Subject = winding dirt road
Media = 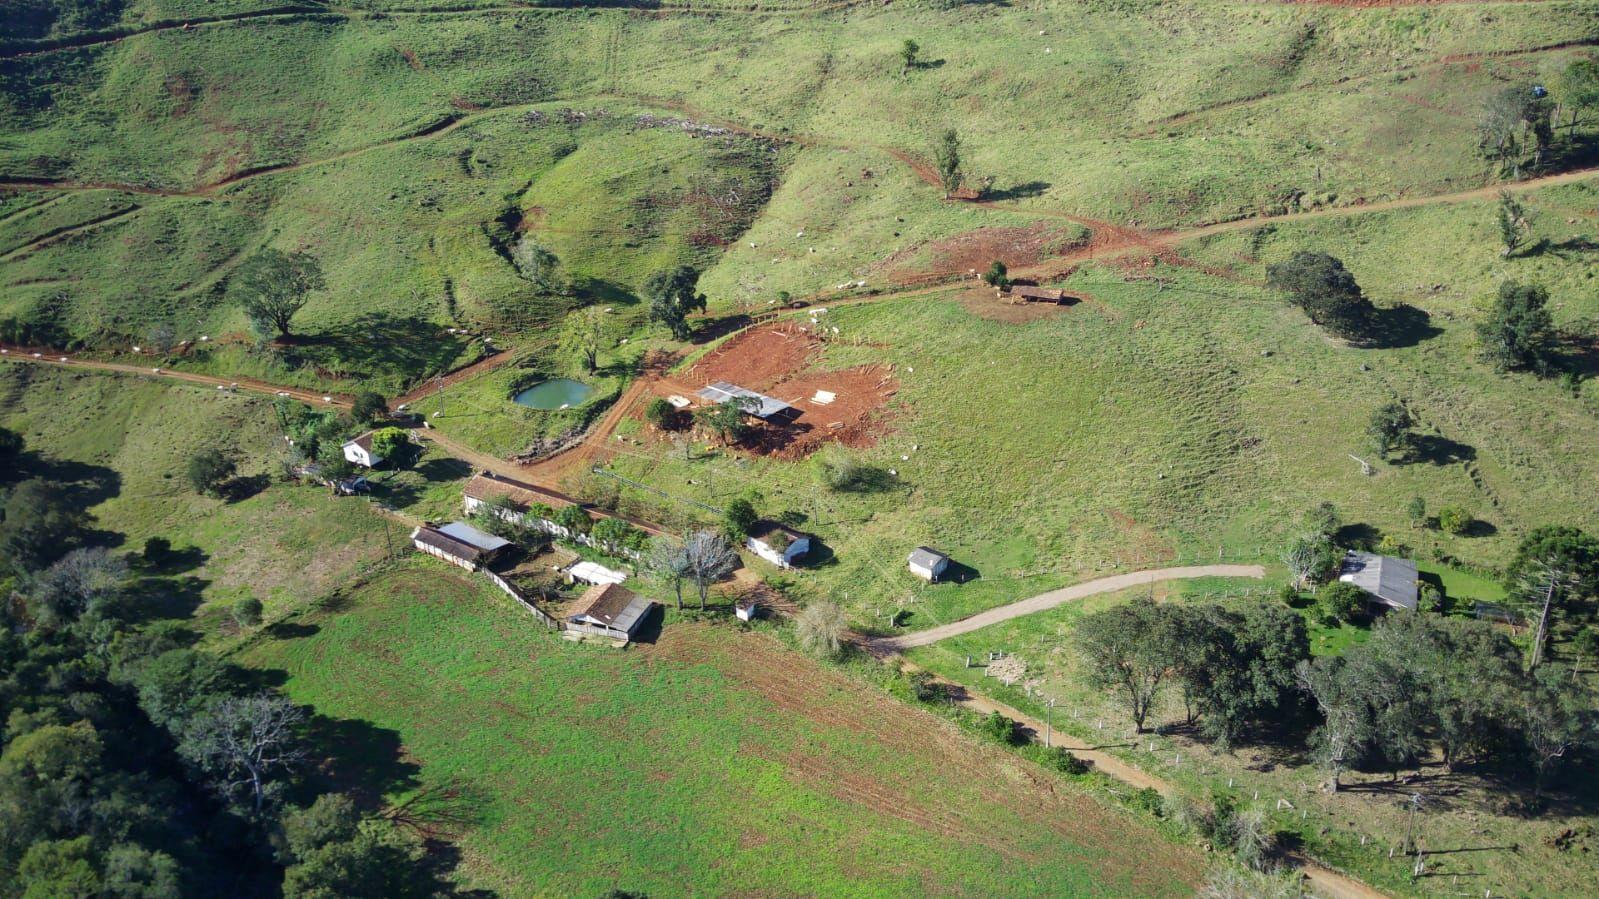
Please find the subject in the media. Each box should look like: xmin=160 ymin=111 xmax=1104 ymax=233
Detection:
xmin=871 ymin=564 xmax=1266 ymax=652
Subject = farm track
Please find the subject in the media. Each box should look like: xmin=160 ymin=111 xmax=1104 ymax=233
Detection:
xmin=869 ymin=565 xmax=1267 ymax=652
xmin=0 ymin=203 xmax=143 ymax=261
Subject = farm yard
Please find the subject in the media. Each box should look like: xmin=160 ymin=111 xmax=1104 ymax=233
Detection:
xmin=5 ymin=0 xmax=1599 ymax=895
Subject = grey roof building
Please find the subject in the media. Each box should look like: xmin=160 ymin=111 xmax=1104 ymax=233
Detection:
xmin=696 ymin=381 xmax=796 ymax=421
xmin=1338 ymin=551 xmax=1418 ymax=611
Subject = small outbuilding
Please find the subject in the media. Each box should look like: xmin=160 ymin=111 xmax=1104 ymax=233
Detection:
xmin=342 ymin=431 xmax=384 ymax=468
xmin=567 ymin=560 xmax=628 ymax=586
xmin=746 ymin=520 xmax=811 ymax=569
xmin=1337 ymin=550 xmax=1419 ymax=611
xmin=565 ymin=583 xmax=655 ymax=643
xmin=908 ymin=546 xmax=951 ymax=583
xmin=410 ymin=521 xmax=511 ymax=571
xmin=696 ymin=381 xmax=797 ymax=422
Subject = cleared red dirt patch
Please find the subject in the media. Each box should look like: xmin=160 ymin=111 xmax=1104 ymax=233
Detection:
xmin=683 ymin=325 xmax=897 ymax=457
xmin=876 ymin=222 xmax=1087 ymax=286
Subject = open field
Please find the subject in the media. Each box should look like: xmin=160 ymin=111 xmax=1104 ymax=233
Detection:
xmin=239 ymin=561 xmax=1206 ymax=896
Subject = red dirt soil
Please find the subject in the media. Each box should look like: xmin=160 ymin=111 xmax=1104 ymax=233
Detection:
xmin=875 ymin=222 xmax=1087 ymax=286
xmin=682 ymin=325 xmax=897 ymax=458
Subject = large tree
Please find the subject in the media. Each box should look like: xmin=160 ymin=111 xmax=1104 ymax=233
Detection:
xmin=1477 ymin=280 xmax=1557 ymax=374
xmin=179 ymin=692 xmax=307 ymax=814
xmin=682 ymin=530 xmax=738 ymax=610
xmin=1265 ymin=252 xmax=1376 ymax=341
xmin=1367 ymin=401 xmax=1413 ymax=458
xmin=1479 ymin=84 xmax=1553 ymax=177
xmin=1074 ymin=598 xmax=1182 ymax=733
xmin=1294 ymin=656 xmax=1370 ymax=793
xmin=231 ymin=249 xmax=325 ymax=340
xmin=1 ymin=478 xmax=89 ymax=575
xmin=560 ymin=305 xmax=611 ymax=373
xmin=1506 ymin=525 xmax=1599 ymax=669
xmin=645 ymin=536 xmax=691 ymax=610
xmin=643 ymin=266 xmax=707 ymax=341
xmin=1554 ymin=57 xmax=1599 ymax=134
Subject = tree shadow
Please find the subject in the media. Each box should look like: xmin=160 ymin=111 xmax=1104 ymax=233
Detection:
xmin=1462 ymin=518 xmax=1498 ymax=538
xmin=220 ymin=474 xmax=271 ymax=503
xmin=692 ymin=314 xmax=753 ymax=344
xmin=981 ymin=180 xmax=1051 ymax=202
xmin=267 ymin=620 xmax=322 ymax=640
xmin=908 ymin=58 xmax=947 ymax=71
xmin=124 ymin=574 xmax=210 ymax=622
xmin=1334 ymin=523 xmax=1380 ymax=551
xmin=1403 ymin=434 xmax=1477 ymax=466
xmin=301 ymin=713 xmax=424 ymax=802
xmin=571 ymin=277 xmax=640 ymax=307
xmin=1365 ymin=304 xmax=1442 ymax=349
xmin=18 ymin=452 xmax=122 ymax=507
xmin=138 ymin=544 xmax=209 ymax=576
xmin=374 ymin=480 xmax=421 ymax=510
xmin=283 ymin=314 xmax=473 ymax=385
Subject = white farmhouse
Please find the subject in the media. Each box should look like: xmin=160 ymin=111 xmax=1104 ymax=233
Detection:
xmin=746 ymin=520 xmax=811 ymax=569
xmin=341 ymin=431 xmax=384 ymax=468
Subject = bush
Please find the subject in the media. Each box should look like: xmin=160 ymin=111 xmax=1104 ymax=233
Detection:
xmin=795 ymin=601 xmax=847 ymax=658
xmin=1130 ymin=787 xmax=1163 ymax=816
xmin=724 ymin=498 xmax=758 ymax=538
xmin=1039 ymin=747 xmax=1089 ymax=776
xmin=143 ymin=536 xmax=171 ymax=564
xmin=554 ymin=504 xmax=593 ymax=537
xmin=186 ymin=449 xmax=236 ymax=497
xmin=231 ymin=597 xmax=263 ymax=630
xmin=643 ymin=397 xmax=675 ymax=430
xmin=977 ymin=711 xmax=1023 ymax=746
xmin=350 ymin=391 xmax=387 ymax=424
xmin=1418 ymin=582 xmax=1445 ymax=614
xmin=1438 ymin=505 xmax=1474 ymax=536
xmin=1316 ymin=581 xmax=1367 ymax=624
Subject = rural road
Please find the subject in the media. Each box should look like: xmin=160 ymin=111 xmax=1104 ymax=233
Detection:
xmin=871 ymin=564 xmax=1267 ymax=652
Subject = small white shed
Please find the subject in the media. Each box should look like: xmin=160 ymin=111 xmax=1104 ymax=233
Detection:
xmin=908 ymin=546 xmax=950 ymax=582
xmin=746 ymin=521 xmax=811 ymax=569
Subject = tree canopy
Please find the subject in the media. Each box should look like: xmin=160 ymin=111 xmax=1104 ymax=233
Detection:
xmin=1264 ymin=252 xmax=1377 ymax=341
xmin=230 ymin=249 xmax=325 ymax=340
xmin=643 ymin=266 xmax=707 ymax=341
xmin=1477 ymin=280 xmax=1557 ymax=374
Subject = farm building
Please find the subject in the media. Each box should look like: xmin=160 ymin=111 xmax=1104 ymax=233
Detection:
xmin=1337 ymin=551 xmax=1419 ymax=611
xmin=341 ymin=431 xmax=384 ymax=468
xmin=567 ymin=560 xmax=628 ymax=586
xmin=696 ymin=381 xmax=798 ymax=422
xmin=464 ymin=471 xmax=586 ymax=536
xmin=746 ymin=520 xmax=811 ymax=569
xmin=908 ymin=547 xmax=951 ymax=582
xmin=1006 ymin=285 xmax=1072 ymax=304
xmin=410 ymin=521 xmax=512 ymax=571
xmin=565 ymin=583 xmax=655 ymax=643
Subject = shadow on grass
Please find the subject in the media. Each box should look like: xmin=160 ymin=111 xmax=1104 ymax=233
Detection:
xmin=981 ymin=180 xmax=1051 ymax=202
xmin=1365 ymin=304 xmax=1442 ymax=349
xmin=1403 ymin=434 xmax=1476 ymax=466
xmin=280 ymin=314 xmax=473 ymax=384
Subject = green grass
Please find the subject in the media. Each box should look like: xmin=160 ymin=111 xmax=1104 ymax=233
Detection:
xmin=238 ymin=560 xmax=1205 ymax=897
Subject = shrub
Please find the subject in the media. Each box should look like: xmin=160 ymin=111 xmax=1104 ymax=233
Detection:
xmin=554 ymin=504 xmax=592 ymax=537
xmin=977 ymin=711 xmax=1023 ymax=746
xmin=351 ymin=391 xmax=387 ymax=424
xmin=186 ymin=449 xmax=236 ymax=497
xmin=795 ymin=601 xmax=847 ymax=658
xmin=143 ymin=536 xmax=172 ymax=564
xmin=1418 ymin=582 xmax=1445 ymax=613
xmin=723 ymin=498 xmax=757 ymax=538
xmin=1316 ymin=581 xmax=1367 ymax=624
xmin=231 ymin=597 xmax=263 ymax=630
xmin=1041 ymin=747 xmax=1089 ymax=776
xmin=1437 ymin=505 xmax=1474 ymax=536
xmin=1130 ymin=787 xmax=1163 ymax=816
xmin=643 ymin=397 xmax=674 ymax=430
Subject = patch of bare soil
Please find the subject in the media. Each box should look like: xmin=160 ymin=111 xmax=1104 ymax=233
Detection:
xmin=958 ymin=283 xmax=1093 ymax=324
xmin=687 ymin=324 xmax=817 ymax=392
xmin=755 ymin=364 xmax=897 ymax=459
xmin=876 ymin=222 xmax=1087 ymax=286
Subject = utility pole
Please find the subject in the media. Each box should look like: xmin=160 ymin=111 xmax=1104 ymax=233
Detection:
xmin=434 ymin=375 xmax=446 ymax=419
xmin=1046 ymin=698 xmax=1056 ymax=748
xmin=1403 ymin=793 xmax=1422 ymax=857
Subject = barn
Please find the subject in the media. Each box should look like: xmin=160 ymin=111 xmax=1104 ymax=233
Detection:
xmin=410 ymin=521 xmax=511 ymax=571
xmin=565 ymin=583 xmax=656 ymax=643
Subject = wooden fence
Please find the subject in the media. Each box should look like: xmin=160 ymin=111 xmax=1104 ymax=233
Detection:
xmin=480 ymin=569 xmax=559 ymax=630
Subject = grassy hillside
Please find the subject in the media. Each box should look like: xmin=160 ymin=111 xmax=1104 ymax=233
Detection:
xmin=239 ymin=561 xmax=1205 ymax=897
xmin=4 ymin=0 xmax=1597 ymax=375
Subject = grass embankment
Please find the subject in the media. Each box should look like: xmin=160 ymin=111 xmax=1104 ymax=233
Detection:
xmin=239 ymin=560 xmax=1205 ymax=897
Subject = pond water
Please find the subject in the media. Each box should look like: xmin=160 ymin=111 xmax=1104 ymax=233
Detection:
xmin=512 ymin=378 xmax=594 ymax=410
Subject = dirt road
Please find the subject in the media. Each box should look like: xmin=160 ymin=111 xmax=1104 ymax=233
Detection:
xmin=0 ymin=347 xmax=351 ymax=406
xmin=870 ymin=564 xmax=1267 ymax=652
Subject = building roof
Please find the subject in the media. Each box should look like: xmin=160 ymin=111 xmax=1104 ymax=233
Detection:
xmin=1338 ymin=551 xmax=1418 ymax=610
xmin=343 ymin=431 xmax=380 ymax=455
xmin=463 ymin=471 xmax=577 ymax=513
xmin=748 ymin=519 xmax=806 ymax=549
xmin=696 ymin=381 xmax=795 ymax=420
xmin=567 ymin=583 xmax=653 ymax=634
xmin=410 ymin=525 xmax=485 ymax=563
xmin=569 ymin=560 xmax=628 ymax=585
xmin=436 ymin=521 xmax=512 ymax=553
xmin=908 ymin=546 xmax=949 ymax=569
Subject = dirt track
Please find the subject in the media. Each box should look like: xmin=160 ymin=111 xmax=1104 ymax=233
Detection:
xmin=871 ymin=564 xmax=1267 ymax=652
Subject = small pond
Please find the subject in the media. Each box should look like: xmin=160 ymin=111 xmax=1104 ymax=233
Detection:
xmin=512 ymin=378 xmax=594 ymax=410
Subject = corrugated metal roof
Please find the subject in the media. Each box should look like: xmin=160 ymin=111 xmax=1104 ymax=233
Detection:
xmin=697 ymin=381 xmax=794 ymax=420
xmin=437 ymin=521 xmax=512 ymax=553
xmin=1338 ymin=551 xmax=1418 ymax=610
xmin=567 ymin=584 xmax=653 ymax=634
xmin=908 ymin=546 xmax=948 ymax=569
